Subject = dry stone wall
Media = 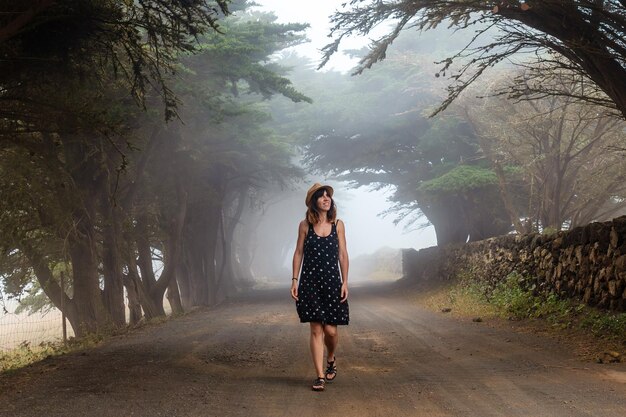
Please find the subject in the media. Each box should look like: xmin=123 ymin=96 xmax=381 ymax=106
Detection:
xmin=401 ymin=216 xmax=626 ymax=311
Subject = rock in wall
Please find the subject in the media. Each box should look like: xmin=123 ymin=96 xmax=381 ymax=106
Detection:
xmin=400 ymin=216 xmax=626 ymax=311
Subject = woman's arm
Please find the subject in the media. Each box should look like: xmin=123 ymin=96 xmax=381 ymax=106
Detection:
xmin=291 ymin=220 xmax=308 ymax=301
xmin=337 ymin=220 xmax=349 ymax=302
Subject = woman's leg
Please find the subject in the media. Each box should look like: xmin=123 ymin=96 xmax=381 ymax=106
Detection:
xmin=323 ymin=324 xmax=338 ymax=362
xmin=309 ymin=322 xmax=325 ymax=378
xmin=323 ymin=324 xmax=338 ymax=380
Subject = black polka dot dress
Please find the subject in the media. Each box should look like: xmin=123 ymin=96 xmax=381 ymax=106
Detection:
xmin=296 ymin=222 xmax=349 ymax=325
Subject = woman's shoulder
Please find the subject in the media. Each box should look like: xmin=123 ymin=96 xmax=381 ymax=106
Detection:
xmin=298 ymin=219 xmax=310 ymax=231
xmin=335 ymin=219 xmax=345 ymax=230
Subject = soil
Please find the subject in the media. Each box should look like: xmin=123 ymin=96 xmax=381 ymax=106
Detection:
xmin=1 ymin=282 xmax=625 ymax=417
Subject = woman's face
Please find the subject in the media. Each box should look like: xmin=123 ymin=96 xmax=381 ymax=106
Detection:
xmin=316 ymin=190 xmax=332 ymax=212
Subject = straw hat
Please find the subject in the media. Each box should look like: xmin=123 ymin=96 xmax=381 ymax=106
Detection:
xmin=305 ymin=183 xmax=334 ymax=206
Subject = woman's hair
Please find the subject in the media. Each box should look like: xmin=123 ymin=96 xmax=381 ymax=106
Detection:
xmin=306 ymin=187 xmax=337 ymax=224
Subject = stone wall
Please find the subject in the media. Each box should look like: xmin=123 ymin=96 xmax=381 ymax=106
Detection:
xmin=400 ymin=216 xmax=626 ymax=311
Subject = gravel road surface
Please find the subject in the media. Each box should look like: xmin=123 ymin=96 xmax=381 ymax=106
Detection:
xmin=1 ymin=282 xmax=625 ymax=416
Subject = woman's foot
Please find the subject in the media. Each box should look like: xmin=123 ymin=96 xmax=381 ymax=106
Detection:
xmin=312 ymin=377 xmax=325 ymax=391
xmin=325 ymin=357 xmax=337 ymax=381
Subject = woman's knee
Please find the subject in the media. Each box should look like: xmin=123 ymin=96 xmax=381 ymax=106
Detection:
xmin=323 ymin=324 xmax=337 ymax=338
xmin=310 ymin=322 xmax=324 ymax=337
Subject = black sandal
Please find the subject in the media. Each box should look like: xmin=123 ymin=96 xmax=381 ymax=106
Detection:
xmin=325 ymin=358 xmax=337 ymax=382
xmin=312 ymin=377 xmax=325 ymax=391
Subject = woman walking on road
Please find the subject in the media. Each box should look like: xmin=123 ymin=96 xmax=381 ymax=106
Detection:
xmin=291 ymin=183 xmax=350 ymax=392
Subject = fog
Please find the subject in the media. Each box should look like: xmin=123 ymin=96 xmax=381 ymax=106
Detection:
xmin=3 ymin=0 xmax=625 ymax=335
xmin=235 ymin=0 xmax=440 ymax=282
xmin=245 ymin=181 xmax=437 ymax=284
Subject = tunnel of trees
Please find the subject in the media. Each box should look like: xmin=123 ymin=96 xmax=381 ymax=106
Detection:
xmin=1 ymin=0 xmax=625 ymax=336
xmin=0 ymin=0 xmax=309 ymax=335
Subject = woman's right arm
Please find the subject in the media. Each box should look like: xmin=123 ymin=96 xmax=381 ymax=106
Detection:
xmin=291 ymin=220 xmax=307 ymax=301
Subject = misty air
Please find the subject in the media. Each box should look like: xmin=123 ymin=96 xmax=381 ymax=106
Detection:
xmin=0 ymin=1 xmax=625 ymax=415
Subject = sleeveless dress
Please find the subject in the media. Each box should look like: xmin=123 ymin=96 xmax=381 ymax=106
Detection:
xmin=296 ymin=221 xmax=349 ymax=325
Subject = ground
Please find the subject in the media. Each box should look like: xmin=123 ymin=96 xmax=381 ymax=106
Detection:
xmin=0 ymin=282 xmax=625 ymax=416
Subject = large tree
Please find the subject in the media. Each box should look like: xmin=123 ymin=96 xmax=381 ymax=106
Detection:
xmin=322 ymin=1 xmax=626 ymax=119
xmin=0 ymin=3 xmax=309 ymax=335
xmin=269 ymin=38 xmax=513 ymax=245
xmin=461 ymin=72 xmax=626 ymax=232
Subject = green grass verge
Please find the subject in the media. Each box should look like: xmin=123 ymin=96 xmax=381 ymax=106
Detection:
xmin=426 ymin=271 xmax=626 ymax=342
xmin=1 ymin=314 xmax=174 ymax=374
xmin=1 ymin=341 xmax=67 ymax=373
xmin=0 ymin=335 xmax=104 ymax=374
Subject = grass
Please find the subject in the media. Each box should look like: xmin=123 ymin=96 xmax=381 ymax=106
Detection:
xmin=418 ymin=270 xmax=626 ymax=357
xmin=0 ymin=330 xmax=111 ymax=373
xmin=0 ymin=311 xmax=180 ymax=374
xmin=2 ymin=341 xmax=66 ymax=373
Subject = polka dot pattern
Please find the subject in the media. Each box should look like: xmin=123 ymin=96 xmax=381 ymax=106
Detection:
xmin=296 ymin=222 xmax=349 ymax=325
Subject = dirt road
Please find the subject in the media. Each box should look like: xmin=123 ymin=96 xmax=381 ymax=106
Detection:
xmin=1 ymin=282 xmax=625 ymax=417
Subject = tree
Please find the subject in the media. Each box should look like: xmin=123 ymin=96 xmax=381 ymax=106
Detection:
xmin=322 ymin=1 xmax=626 ymax=119
xmin=0 ymin=0 xmax=230 ymax=119
xmin=0 ymin=3 xmax=309 ymax=334
xmin=269 ymin=40 xmax=512 ymax=245
xmin=462 ymin=71 xmax=626 ymax=231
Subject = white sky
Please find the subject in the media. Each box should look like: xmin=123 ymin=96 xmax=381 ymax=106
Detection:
xmin=254 ymin=0 xmax=437 ymax=255
xmin=252 ymin=0 xmax=375 ymax=72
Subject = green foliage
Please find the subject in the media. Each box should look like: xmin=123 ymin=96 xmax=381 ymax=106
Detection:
xmin=0 ymin=0 xmax=231 ymax=119
xmin=0 ymin=331 xmax=108 ymax=374
xmin=419 ymin=165 xmax=498 ymax=193
xmin=0 ymin=1 xmax=309 ymax=333
xmin=0 ymin=341 xmax=67 ymax=374
xmin=448 ymin=271 xmax=626 ymax=340
xmin=580 ymin=311 xmax=626 ymax=338
xmin=321 ymin=1 xmax=626 ymax=118
xmin=194 ymin=14 xmax=311 ymax=103
xmin=489 ymin=273 xmax=550 ymax=320
xmin=274 ymin=29 xmax=512 ymax=244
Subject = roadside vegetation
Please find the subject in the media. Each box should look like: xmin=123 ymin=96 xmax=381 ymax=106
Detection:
xmin=1 ymin=338 xmax=93 ymax=374
xmin=419 ymin=271 xmax=626 ymax=361
xmin=0 ymin=315 xmax=171 ymax=373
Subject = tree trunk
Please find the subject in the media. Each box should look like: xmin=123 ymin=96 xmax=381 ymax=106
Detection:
xmin=122 ymin=271 xmax=143 ymax=326
xmin=150 ymin=179 xmax=188 ymax=311
xmin=217 ymin=189 xmax=248 ymax=298
xmin=68 ymin=228 xmax=111 ymax=335
xmin=183 ymin=202 xmax=220 ymax=306
xmin=101 ymin=195 xmax=126 ymax=326
xmin=477 ymin=134 xmax=526 ymax=234
xmin=420 ymin=199 xmax=469 ymax=246
xmin=136 ymin=212 xmax=157 ymax=292
xmin=166 ymin=278 xmax=184 ymax=315
xmin=126 ymin=254 xmax=164 ymax=319
xmin=124 ymin=217 xmax=165 ymax=319
xmin=178 ymin=248 xmax=193 ymax=309
xmin=22 ymin=244 xmax=80 ymax=334
xmin=205 ymin=204 xmax=222 ymax=305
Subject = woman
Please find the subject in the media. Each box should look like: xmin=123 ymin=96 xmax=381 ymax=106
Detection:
xmin=291 ymin=183 xmax=349 ymax=392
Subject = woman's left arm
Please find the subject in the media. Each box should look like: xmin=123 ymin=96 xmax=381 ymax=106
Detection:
xmin=337 ymin=220 xmax=349 ymax=302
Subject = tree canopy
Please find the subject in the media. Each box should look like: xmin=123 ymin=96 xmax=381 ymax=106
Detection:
xmin=269 ymin=33 xmax=514 ymax=246
xmin=0 ymin=2 xmax=310 ymax=335
xmin=322 ymin=1 xmax=626 ymax=119
xmin=0 ymin=0 xmax=230 ymax=119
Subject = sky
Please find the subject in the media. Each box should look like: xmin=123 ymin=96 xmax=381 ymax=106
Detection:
xmin=252 ymin=0 xmax=379 ymax=72
xmin=253 ymin=0 xmax=438 ymax=256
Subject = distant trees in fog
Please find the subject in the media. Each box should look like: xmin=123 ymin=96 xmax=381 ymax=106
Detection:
xmin=275 ymin=24 xmax=626 ymax=246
